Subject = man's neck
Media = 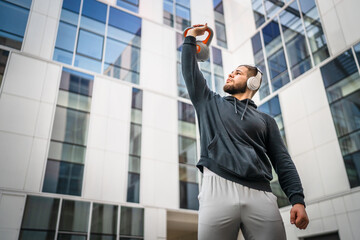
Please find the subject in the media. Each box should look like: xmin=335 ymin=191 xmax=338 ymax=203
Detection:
xmin=232 ymin=92 xmax=252 ymax=101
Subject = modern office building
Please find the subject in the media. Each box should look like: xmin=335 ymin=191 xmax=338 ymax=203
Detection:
xmin=0 ymin=0 xmax=359 ymax=239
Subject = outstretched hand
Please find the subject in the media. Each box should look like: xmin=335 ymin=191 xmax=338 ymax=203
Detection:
xmin=186 ymin=23 xmax=208 ymax=37
xmin=290 ymin=204 xmax=309 ymax=230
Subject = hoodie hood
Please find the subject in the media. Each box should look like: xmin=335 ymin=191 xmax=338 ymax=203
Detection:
xmin=223 ymin=96 xmax=257 ymax=120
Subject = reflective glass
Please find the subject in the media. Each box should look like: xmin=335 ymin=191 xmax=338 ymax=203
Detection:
xmin=104 ymin=38 xmax=140 ymax=71
xmin=48 ymin=141 xmax=86 ymax=164
xmin=90 ymin=234 xmax=116 ymax=240
xmin=280 ymin=1 xmax=311 ymax=79
xmin=21 ymin=196 xmax=59 ymax=230
xmin=344 ymin=151 xmax=360 ymax=188
xmin=215 ymin=21 xmax=227 ymax=43
xmin=175 ymin=4 xmax=190 ymax=31
xmin=0 ymin=49 xmax=9 ymax=88
xmin=128 ymin=155 xmax=141 ymax=173
xmin=330 ymin=91 xmax=360 ymax=138
xmin=58 ymin=234 xmax=87 ymax=240
xmin=54 ymin=48 xmax=73 ymax=65
xmin=131 ymin=109 xmax=142 ymax=125
xmin=264 ymin=0 xmax=284 ymax=19
xmin=354 ymin=42 xmax=360 ymax=63
xmin=213 ymin=0 xmax=223 ymax=14
xmin=80 ymin=16 xmax=106 ymax=35
xmin=59 ymin=200 xmax=90 ymax=232
xmin=299 ymin=0 xmax=329 ymax=65
xmin=339 ymin=130 xmax=360 ymax=157
xmin=199 ymin=59 xmax=211 ymax=73
xmin=91 ymin=204 xmax=118 ymax=234
xmin=178 ymin=120 xmax=196 ymax=139
xmin=77 ymin=30 xmax=104 ymax=60
xmin=132 ymin=88 xmax=143 ymax=109
xmin=60 ymin=69 xmax=94 ymax=96
xmin=262 ymin=20 xmax=290 ymax=91
xmin=60 ymin=9 xmax=79 ymax=25
xmin=82 ymin=0 xmax=107 ymax=23
xmin=19 ymin=230 xmax=55 ymax=240
xmin=103 ymin=63 xmax=140 ymax=84
xmin=55 ymin=22 xmax=77 ymax=52
xmin=178 ymin=101 xmax=195 ymax=123
xmin=120 ymin=207 xmax=144 ymax=237
xmin=215 ymin=75 xmax=225 ymax=96
xmin=75 ymin=54 xmax=102 ymax=73
xmin=326 ymin=72 xmax=360 ymax=104
xmin=57 ymin=90 xmax=92 ymax=112
xmin=180 ymin=181 xmax=199 ymax=210
xmin=0 ymin=1 xmax=30 ymax=49
xmin=127 ymin=172 xmax=140 ymax=203
xmin=129 ymin=123 xmax=142 ymax=156
xmin=43 ymin=160 xmax=84 ymax=196
xmin=109 ymin=7 xmax=141 ymax=35
xmin=252 ymin=0 xmax=265 ymax=28
xmin=117 ymin=0 xmax=139 ymax=13
xmin=163 ymin=0 xmax=174 ymax=27
xmin=179 ymin=163 xmax=198 ymax=182
xmin=178 ymin=135 xmax=197 ymax=165
xmin=178 ymin=0 xmax=190 ymax=8
xmin=320 ymin=50 xmax=357 ymax=88
xmin=212 ymin=47 xmax=223 ymax=66
xmin=51 ymin=107 xmax=90 ymax=146
xmin=258 ymin=95 xmax=281 ymax=117
xmin=62 ymin=0 xmax=81 ymax=13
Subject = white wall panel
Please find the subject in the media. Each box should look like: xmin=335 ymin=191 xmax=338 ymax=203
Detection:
xmin=191 ymin=0 xmax=214 ymax=28
xmin=0 ymin=194 xmax=25 ymax=240
xmin=335 ymin=0 xmax=360 ymax=46
xmin=83 ymin=148 xmax=104 ymax=200
xmin=139 ymin=0 xmax=163 ymax=24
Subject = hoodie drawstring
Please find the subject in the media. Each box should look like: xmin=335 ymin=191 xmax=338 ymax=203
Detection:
xmin=240 ymin=99 xmax=249 ymax=120
xmin=234 ymin=98 xmax=237 ymax=114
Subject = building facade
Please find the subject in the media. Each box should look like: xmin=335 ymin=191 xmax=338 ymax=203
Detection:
xmin=0 ymin=0 xmax=359 ymax=239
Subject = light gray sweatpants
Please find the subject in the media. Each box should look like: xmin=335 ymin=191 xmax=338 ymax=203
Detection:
xmin=198 ymin=168 xmax=287 ymax=240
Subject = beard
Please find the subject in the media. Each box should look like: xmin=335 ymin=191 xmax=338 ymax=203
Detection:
xmin=223 ymin=81 xmax=247 ymax=94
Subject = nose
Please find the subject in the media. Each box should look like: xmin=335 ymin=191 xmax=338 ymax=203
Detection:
xmin=228 ymin=72 xmax=234 ymax=78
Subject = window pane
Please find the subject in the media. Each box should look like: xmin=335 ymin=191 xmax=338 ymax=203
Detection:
xmin=179 ymin=181 xmax=199 ymax=210
xmin=43 ymin=160 xmax=84 ymax=196
xmin=74 ymin=54 xmax=102 ymax=73
xmin=62 ymin=0 xmax=81 ymax=13
xmin=262 ymin=20 xmax=290 ymax=91
xmin=131 ymin=109 xmax=142 ymax=125
xmin=103 ymin=64 xmax=140 ymax=84
xmin=179 ymin=164 xmax=198 ymax=182
xmin=0 ymin=1 xmax=30 ymax=49
xmin=120 ymin=207 xmax=144 ymax=237
xmin=116 ymin=0 xmax=139 ymax=13
xmin=107 ymin=26 xmax=141 ymax=48
xmin=58 ymin=234 xmax=87 ymax=240
xmin=60 ymin=69 xmax=94 ymax=97
xmin=21 ymin=196 xmax=59 ymax=230
xmin=80 ymin=16 xmax=106 ymax=35
xmin=215 ymin=22 xmax=227 ymax=43
xmin=178 ymin=120 xmax=196 ymax=138
xmin=57 ymin=90 xmax=92 ymax=112
xmin=48 ymin=141 xmax=86 ymax=164
xmin=344 ymin=151 xmax=360 ymax=188
xmin=326 ymin=72 xmax=360 ymax=104
xmin=132 ymin=88 xmax=143 ymax=109
xmin=0 ymin=49 xmax=9 ymax=88
xmin=178 ymin=102 xmax=195 ymax=123
xmin=54 ymin=48 xmax=73 ymax=65
xmin=55 ymin=22 xmax=77 ymax=52
xmin=19 ymin=230 xmax=55 ymax=240
xmin=127 ymin=172 xmax=140 ymax=203
xmin=60 ymin=9 xmax=80 ymax=25
xmin=338 ymin=130 xmax=360 ymax=156
xmin=51 ymin=107 xmax=90 ymax=146
xmin=81 ymin=0 xmax=107 ymax=23
xmin=91 ymin=203 xmax=118 ymax=235
xmin=59 ymin=200 xmax=90 ymax=232
xmin=178 ymin=136 xmax=197 ymax=165
xmin=212 ymin=47 xmax=223 ymax=66
xmin=299 ymin=0 xmax=329 ymax=65
xmin=77 ymin=30 xmax=104 ymax=60
xmin=109 ymin=7 xmax=142 ymax=35
xmin=252 ymin=0 xmax=265 ymax=28
xmin=264 ymin=0 xmax=284 ymax=19
xmin=354 ymin=42 xmax=360 ymax=63
xmin=129 ymin=124 xmax=142 ymax=156
xmin=175 ymin=4 xmax=190 ymax=31
xmin=280 ymin=1 xmax=311 ymax=79
xmin=128 ymin=155 xmax=141 ymax=173
xmin=90 ymin=234 xmax=117 ymax=240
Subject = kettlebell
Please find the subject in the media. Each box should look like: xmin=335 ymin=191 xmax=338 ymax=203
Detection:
xmin=183 ymin=26 xmax=214 ymax=62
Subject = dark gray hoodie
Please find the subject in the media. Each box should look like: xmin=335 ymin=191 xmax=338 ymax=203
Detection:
xmin=181 ymin=36 xmax=305 ymax=206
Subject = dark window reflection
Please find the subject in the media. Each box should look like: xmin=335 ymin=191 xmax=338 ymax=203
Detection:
xmin=213 ymin=0 xmax=227 ymax=48
xmin=120 ymin=207 xmax=144 ymax=237
xmin=178 ymin=101 xmax=196 ymax=123
xmin=91 ymin=203 xmax=118 ymax=235
xmin=0 ymin=49 xmax=9 ymax=88
xmin=0 ymin=0 xmax=31 ymax=49
xmin=251 ymin=0 xmax=265 ymax=28
xmin=180 ymin=181 xmax=199 ymax=210
xmin=127 ymin=173 xmax=140 ymax=203
xmin=59 ymin=200 xmax=90 ymax=233
xmin=262 ymin=20 xmax=290 ymax=91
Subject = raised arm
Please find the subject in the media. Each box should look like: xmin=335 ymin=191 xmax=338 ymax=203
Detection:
xmin=181 ymin=24 xmax=212 ymax=105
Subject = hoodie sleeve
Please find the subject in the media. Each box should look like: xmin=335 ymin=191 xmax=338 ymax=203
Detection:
xmin=266 ymin=116 xmax=305 ymax=206
xmin=181 ymin=36 xmax=212 ymax=106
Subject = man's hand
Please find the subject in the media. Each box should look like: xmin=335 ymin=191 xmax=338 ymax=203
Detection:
xmin=186 ymin=23 xmax=208 ymax=37
xmin=290 ymin=204 xmax=309 ymax=230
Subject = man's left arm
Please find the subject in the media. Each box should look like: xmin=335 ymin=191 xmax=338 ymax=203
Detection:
xmin=266 ymin=116 xmax=309 ymax=230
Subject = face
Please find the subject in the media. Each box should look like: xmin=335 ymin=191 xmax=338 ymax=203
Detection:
xmin=223 ymin=66 xmax=249 ymax=94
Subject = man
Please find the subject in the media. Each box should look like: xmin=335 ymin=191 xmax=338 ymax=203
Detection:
xmin=181 ymin=24 xmax=309 ymax=240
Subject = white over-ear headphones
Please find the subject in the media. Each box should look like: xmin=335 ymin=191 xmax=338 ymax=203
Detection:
xmin=247 ymin=67 xmax=263 ymax=91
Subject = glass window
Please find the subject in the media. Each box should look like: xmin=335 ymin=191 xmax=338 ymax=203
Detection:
xmin=129 ymin=123 xmax=142 ymax=156
xmin=179 ymin=181 xmax=199 ymax=210
xmin=262 ymin=20 xmax=290 ymax=91
xmin=60 ymin=68 xmax=94 ymax=96
xmin=120 ymin=207 xmax=144 ymax=237
xmin=109 ymin=7 xmax=142 ymax=36
xmin=252 ymin=0 xmax=265 ymax=28
xmin=0 ymin=0 xmax=31 ymax=49
xmin=62 ymin=0 xmax=81 ymax=13
xmin=21 ymin=196 xmax=60 ymax=230
xmin=264 ymin=0 xmax=285 ymax=19
xmin=55 ymin=22 xmax=77 ymax=53
xmin=178 ymin=101 xmax=195 ymax=123
xmin=48 ymin=141 xmax=86 ymax=164
xmin=77 ymin=30 xmax=104 ymax=60
xmin=178 ymin=136 xmax=197 ymax=164
xmin=51 ymin=106 xmax=90 ymax=146
xmin=280 ymin=1 xmax=311 ymax=79
xmin=42 ymin=160 xmax=84 ymax=196
xmin=175 ymin=3 xmax=190 ymax=31
xmin=82 ymin=0 xmax=107 ymax=23
xmin=178 ymin=120 xmax=197 ymax=138
xmin=57 ymin=90 xmax=92 ymax=112
xmin=0 ymin=49 xmax=9 ymax=88
xmin=91 ymin=203 xmax=118 ymax=235
xmin=127 ymin=172 xmax=140 ymax=203
xmin=163 ymin=0 xmax=174 ymax=27
xmin=299 ymin=0 xmax=329 ymax=65
xmin=117 ymin=0 xmax=139 ymax=13
xmin=213 ymin=0 xmax=227 ymax=48
xmin=59 ymin=200 xmax=90 ymax=233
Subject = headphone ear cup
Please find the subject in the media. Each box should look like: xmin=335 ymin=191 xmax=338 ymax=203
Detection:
xmin=247 ymin=76 xmax=260 ymax=90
